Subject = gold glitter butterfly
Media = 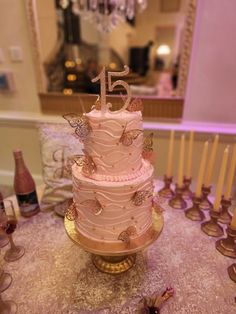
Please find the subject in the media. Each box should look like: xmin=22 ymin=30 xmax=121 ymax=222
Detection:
xmin=118 ymin=226 xmax=137 ymax=244
xmin=142 ymin=132 xmax=154 ymax=161
xmin=127 ymin=98 xmax=143 ymax=112
xmin=65 ymin=202 xmax=77 ymax=221
xmin=119 ymin=126 xmax=143 ymax=146
xmin=82 ymin=150 xmax=97 ymax=176
xmin=73 ymin=155 xmax=85 ymax=167
xmin=132 ymin=190 xmax=153 ymax=206
xmin=80 ymin=198 xmax=103 ymax=215
xmin=64 ymin=154 xmax=83 ymax=176
xmin=63 ymin=113 xmax=91 ymax=142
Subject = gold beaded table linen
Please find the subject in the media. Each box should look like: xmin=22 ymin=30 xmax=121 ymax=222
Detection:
xmin=1 ymin=183 xmax=235 ymax=314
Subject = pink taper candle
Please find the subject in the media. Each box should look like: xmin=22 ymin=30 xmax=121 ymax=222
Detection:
xmin=204 ymin=135 xmax=219 ymax=186
xmin=186 ymin=131 xmax=194 ymax=178
xmin=224 ymin=144 xmax=236 ymax=200
xmin=195 ymin=141 xmax=209 ymax=197
xmin=166 ymin=130 xmax=175 ymax=177
xmin=177 ymin=134 xmax=185 ymax=187
xmin=213 ymin=146 xmax=229 ymax=211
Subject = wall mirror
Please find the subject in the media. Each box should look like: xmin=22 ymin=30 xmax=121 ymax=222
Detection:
xmin=26 ymin=0 xmax=196 ymax=117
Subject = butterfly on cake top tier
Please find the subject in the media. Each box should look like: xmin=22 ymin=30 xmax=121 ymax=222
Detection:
xmin=119 ymin=124 xmax=143 ymax=146
xmin=142 ymin=132 xmax=154 ymax=162
xmin=63 ymin=113 xmax=91 ymax=142
xmin=73 ymin=150 xmax=97 ymax=176
xmin=126 ymin=98 xmax=143 ymax=112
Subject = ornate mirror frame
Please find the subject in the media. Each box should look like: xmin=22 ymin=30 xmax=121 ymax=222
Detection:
xmin=25 ymin=0 xmax=197 ymax=118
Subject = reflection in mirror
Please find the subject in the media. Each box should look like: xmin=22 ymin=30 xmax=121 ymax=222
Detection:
xmin=36 ymin=0 xmax=192 ymax=98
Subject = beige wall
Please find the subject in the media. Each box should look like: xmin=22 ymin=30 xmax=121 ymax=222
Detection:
xmin=36 ymin=0 xmax=58 ymax=62
xmin=184 ymin=0 xmax=236 ymax=124
xmin=0 ymin=0 xmax=40 ymax=113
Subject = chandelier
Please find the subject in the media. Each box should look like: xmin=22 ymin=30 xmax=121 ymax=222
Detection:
xmin=59 ymin=0 xmax=148 ymax=33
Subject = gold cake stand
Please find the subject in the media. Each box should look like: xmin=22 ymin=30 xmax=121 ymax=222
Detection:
xmin=64 ymin=210 xmax=164 ymax=274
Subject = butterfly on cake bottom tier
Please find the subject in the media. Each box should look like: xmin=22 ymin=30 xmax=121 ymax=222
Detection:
xmin=80 ymin=198 xmax=103 ymax=216
xmin=118 ymin=226 xmax=137 ymax=244
xmin=65 ymin=202 xmax=78 ymax=221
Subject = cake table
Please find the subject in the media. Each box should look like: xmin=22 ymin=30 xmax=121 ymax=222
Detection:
xmin=1 ymin=183 xmax=236 ymax=314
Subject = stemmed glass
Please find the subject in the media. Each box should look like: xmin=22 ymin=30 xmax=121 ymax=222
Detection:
xmin=0 ymin=234 xmax=9 ymax=249
xmin=0 ymin=199 xmax=25 ymax=262
xmin=0 ymin=268 xmax=17 ymax=313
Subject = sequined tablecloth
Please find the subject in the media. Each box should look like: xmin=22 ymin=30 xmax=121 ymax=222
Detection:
xmin=1 ymin=183 xmax=236 ymax=314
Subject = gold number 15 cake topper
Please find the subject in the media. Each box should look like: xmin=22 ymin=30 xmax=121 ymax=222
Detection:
xmin=92 ymin=65 xmax=131 ymax=114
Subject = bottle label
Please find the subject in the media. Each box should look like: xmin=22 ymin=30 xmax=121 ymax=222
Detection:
xmin=16 ymin=190 xmax=39 ymax=214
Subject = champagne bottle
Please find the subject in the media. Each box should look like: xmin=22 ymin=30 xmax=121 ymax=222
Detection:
xmin=13 ymin=149 xmax=40 ymax=217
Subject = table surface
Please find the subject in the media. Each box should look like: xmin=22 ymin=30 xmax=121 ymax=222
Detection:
xmin=2 ymin=182 xmax=236 ymax=314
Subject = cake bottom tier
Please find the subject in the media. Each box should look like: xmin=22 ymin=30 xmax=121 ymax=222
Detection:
xmin=72 ymin=160 xmax=154 ymax=245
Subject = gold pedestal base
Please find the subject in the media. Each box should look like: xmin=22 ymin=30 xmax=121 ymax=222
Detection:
xmin=158 ymin=176 xmax=174 ymax=199
xmin=169 ymin=185 xmax=187 ymax=210
xmin=218 ymin=198 xmax=232 ymax=224
xmin=182 ymin=177 xmax=193 ymax=200
xmin=215 ymin=226 xmax=236 ymax=258
xmin=92 ymin=254 xmax=136 ymax=274
xmin=64 ymin=209 xmax=163 ymax=274
xmin=201 ymin=211 xmax=223 ymax=237
xmin=199 ymin=185 xmax=212 ymax=210
xmin=216 ymin=238 xmax=236 ymax=258
xmin=228 ymin=264 xmax=236 ymax=283
xmin=185 ymin=196 xmax=205 ymax=221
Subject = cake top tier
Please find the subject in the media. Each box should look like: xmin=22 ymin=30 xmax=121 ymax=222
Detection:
xmin=83 ymin=108 xmax=144 ymax=180
xmin=63 ymin=66 xmax=154 ymax=181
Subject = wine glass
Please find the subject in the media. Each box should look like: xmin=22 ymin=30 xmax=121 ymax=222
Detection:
xmin=0 ymin=294 xmax=17 ymax=314
xmin=0 ymin=268 xmax=17 ymax=313
xmin=0 ymin=234 xmax=9 ymax=249
xmin=0 ymin=269 xmax=12 ymax=293
xmin=0 ymin=200 xmax=25 ymax=262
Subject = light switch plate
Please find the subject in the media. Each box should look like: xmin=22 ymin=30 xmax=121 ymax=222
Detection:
xmin=9 ymin=46 xmax=23 ymax=62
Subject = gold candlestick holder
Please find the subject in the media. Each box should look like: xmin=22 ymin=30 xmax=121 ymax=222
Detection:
xmin=185 ymin=195 xmax=205 ymax=221
xmin=228 ymin=264 xmax=236 ymax=283
xmin=169 ymin=184 xmax=187 ymax=210
xmin=201 ymin=209 xmax=224 ymax=237
xmin=215 ymin=226 xmax=236 ymax=258
xmin=218 ymin=197 xmax=232 ymax=224
xmin=158 ymin=175 xmax=174 ymax=199
xmin=199 ymin=185 xmax=213 ymax=210
xmin=182 ymin=177 xmax=193 ymax=200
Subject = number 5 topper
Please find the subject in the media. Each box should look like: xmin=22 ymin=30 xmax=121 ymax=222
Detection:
xmin=92 ymin=65 xmax=131 ymax=114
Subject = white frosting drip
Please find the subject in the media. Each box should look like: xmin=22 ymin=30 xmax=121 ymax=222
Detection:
xmin=84 ymin=109 xmax=143 ymax=179
xmin=72 ymin=161 xmax=154 ymax=243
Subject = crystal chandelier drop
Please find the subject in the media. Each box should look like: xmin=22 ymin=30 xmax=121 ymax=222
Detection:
xmin=59 ymin=0 xmax=148 ymax=33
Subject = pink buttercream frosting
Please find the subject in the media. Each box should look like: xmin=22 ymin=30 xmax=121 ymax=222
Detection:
xmin=72 ymin=160 xmax=154 ymax=243
xmin=83 ymin=109 xmax=143 ymax=179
